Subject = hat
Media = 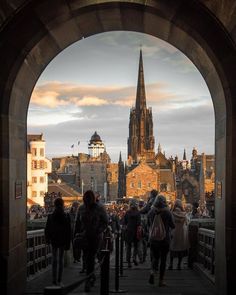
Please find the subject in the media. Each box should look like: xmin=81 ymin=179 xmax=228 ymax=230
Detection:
xmin=153 ymin=195 xmax=167 ymax=209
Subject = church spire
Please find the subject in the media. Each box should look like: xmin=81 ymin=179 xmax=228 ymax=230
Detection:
xmin=183 ymin=148 xmax=187 ymax=160
xmin=135 ymin=49 xmax=146 ymax=110
xmin=119 ymin=151 xmax=122 ymax=162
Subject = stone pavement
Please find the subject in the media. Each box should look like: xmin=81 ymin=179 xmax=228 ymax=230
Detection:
xmin=26 ymin=255 xmax=216 ymax=295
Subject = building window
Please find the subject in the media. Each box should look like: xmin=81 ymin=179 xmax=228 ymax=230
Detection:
xmin=130 ymin=182 xmax=134 ymax=188
xmin=40 ymin=161 xmax=44 ymax=169
xmin=40 ymin=191 xmax=45 ymax=197
xmin=32 ymin=191 xmax=37 ymax=198
xmin=40 ymin=148 xmax=44 ymax=157
xmin=32 ymin=148 xmax=37 ymax=156
xmin=32 ymin=177 xmax=37 ymax=183
xmin=138 ymin=181 xmax=142 ymax=188
xmin=32 ymin=160 xmax=37 ymax=169
xmin=147 ymin=182 xmax=151 ymax=188
xmin=40 ymin=177 xmax=44 ymax=183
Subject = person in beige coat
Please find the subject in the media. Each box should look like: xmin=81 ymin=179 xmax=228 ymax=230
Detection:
xmin=168 ymin=199 xmax=189 ymax=270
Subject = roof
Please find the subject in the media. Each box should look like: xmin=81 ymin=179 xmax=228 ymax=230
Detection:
xmin=27 ymin=134 xmax=44 ymax=142
xmin=90 ymin=131 xmax=102 ymax=143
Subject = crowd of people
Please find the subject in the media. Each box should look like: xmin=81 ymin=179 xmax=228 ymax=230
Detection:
xmin=44 ymin=189 xmax=213 ymax=292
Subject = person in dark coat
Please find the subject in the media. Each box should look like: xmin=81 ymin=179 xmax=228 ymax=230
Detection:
xmin=140 ymin=189 xmax=158 ymax=214
xmin=69 ymin=201 xmax=79 ymax=263
xmin=147 ymin=195 xmax=175 ymax=287
xmin=74 ymin=190 xmax=108 ymax=292
xmin=123 ymin=200 xmax=142 ymax=268
xmin=45 ymin=197 xmax=71 ymax=286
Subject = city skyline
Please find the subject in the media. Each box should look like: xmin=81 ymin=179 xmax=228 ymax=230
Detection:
xmin=27 ymin=31 xmax=215 ymax=162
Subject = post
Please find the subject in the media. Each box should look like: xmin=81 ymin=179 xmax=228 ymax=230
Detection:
xmin=120 ymin=230 xmax=124 ymax=276
xmin=100 ymin=249 xmax=110 ymax=295
xmin=110 ymin=232 xmax=127 ymax=293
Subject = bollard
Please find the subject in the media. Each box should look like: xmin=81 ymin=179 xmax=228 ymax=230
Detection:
xmin=110 ymin=232 xmax=127 ymax=293
xmin=119 ymin=230 xmax=124 ymax=277
xmin=100 ymin=249 xmax=110 ymax=295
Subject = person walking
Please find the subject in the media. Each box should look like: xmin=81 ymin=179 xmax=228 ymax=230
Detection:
xmin=168 ymin=199 xmax=189 ymax=270
xmin=147 ymin=195 xmax=175 ymax=287
xmin=74 ymin=190 xmax=108 ymax=292
xmin=140 ymin=189 xmax=158 ymax=214
xmin=45 ymin=197 xmax=71 ymax=286
xmin=69 ymin=201 xmax=79 ymax=263
xmin=123 ymin=200 xmax=142 ymax=267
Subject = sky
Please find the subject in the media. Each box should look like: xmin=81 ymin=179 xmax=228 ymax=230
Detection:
xmin=27 ymin=31 xmax=215 ymax=162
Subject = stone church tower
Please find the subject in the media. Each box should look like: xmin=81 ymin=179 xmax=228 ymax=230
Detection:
xmin=127 ymin=50 xmax=155 ymax=163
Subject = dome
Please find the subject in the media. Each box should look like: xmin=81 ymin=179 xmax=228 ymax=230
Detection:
xmin=90 ymin=131 xmax=102 ymax=143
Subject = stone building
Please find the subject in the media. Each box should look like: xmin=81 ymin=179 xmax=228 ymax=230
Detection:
xmin=127 ymin=50 xmax=155 ymax=164
xmin=126 ymin=162 xmax=160 ymax=198
xmin=78 ymin=132 xmax=111 ymax=199
xmin=125 ymin=50 xmax=176 ymax=199
xmin=107 ymin=162 xmax=118 ymax=201
xmin=27 ymin=134 xmax=52 ymax=206
xmin=175 ymin=148 xmax=215 ymax=205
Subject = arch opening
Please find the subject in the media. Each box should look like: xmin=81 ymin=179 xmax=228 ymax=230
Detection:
xmin=1 ymin=1 xmax=236 ymax=295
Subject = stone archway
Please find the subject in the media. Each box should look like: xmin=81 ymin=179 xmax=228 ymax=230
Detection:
xmin=1 ymin=1 xmax=236 ymax=294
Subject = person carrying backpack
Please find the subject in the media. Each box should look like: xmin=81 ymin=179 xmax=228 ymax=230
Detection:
xmin=147 ymin=195 xmax=175 ymax=287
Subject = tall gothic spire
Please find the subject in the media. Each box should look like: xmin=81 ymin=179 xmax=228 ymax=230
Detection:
xmin=135 ymin=49 xmax=146 ymax=110
xmin=183 ymin=148 xmax=187 ymax=160
xmin=119 ymin=151 xmax=122 ymax=162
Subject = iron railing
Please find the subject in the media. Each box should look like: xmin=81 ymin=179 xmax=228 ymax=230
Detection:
xmin=27 ymin=229 xmax=52 ymax=280
xmin=197 ymin=228 xmax=215 ymax=277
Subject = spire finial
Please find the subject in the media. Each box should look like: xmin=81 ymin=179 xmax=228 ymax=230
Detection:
xmin=135 ymin=48 xmax=146 ymax=110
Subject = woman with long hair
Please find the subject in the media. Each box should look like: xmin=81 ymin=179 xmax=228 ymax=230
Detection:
xmin=74 ymin=190 xmax=108 ymax=292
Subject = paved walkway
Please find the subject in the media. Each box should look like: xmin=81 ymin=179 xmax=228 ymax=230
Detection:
xmin=26 ymin=254 xmax=216 ymax=295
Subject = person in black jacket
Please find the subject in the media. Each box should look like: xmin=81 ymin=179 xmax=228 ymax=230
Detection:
xmin=140 ymin=189 xmax=158 ymax=214
xmin=147 ymin=195 xmax=175 ymax=287
xmin=45 ymin=197 xmax=71 ymax=286
xmin=123 ymin=200 xmax=142 ymax=268
xmin=74 ymin=190 xmax=108 ymax=292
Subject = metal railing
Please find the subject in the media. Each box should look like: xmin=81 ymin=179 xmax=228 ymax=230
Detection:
xmin=27 ymin=229 xmax=52 ymax=280
xmin=197 ymin=228 xmax=215 ymax=277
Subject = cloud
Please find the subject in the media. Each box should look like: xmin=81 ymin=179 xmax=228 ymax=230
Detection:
xmin=71 ymin=96 xmax=108 ymax=106
xmin=31 ymin=90 xmax=69 ymax=108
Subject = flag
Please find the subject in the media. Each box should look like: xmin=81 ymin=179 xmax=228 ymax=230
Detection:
xmin=71 ymin=144 xmax=74 ymax=148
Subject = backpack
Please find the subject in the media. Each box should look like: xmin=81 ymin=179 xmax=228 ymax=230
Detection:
xmin=149 ymin=213 xmax=166 ymax=241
